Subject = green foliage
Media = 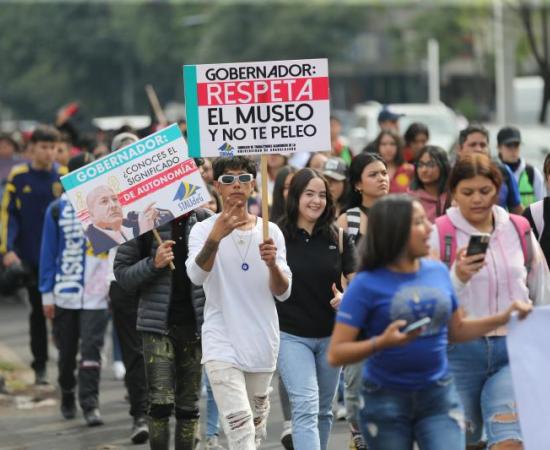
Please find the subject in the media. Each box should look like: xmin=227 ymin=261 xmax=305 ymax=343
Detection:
xmin=0 ymin=3 xmax=368 ymax=120
xmin=391 ymin=5 xmax=491 ymax=67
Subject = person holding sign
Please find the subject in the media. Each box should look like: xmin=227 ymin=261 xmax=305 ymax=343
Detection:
xmin=186 ymin=156 xmax=292 ymax=450
xmin=114 ymin=199 xmax=212 ymax=450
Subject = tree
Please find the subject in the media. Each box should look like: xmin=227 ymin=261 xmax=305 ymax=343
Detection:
xmin=516 ymin=0 xmax=550 ymax=123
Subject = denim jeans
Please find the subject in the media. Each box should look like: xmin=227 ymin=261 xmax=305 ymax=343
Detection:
xmin=205 ymin=361 xmax=273 ymax=450
xmin=344 ymin=362 xmax=363 ymax=430
xmin=359 ymin=375 xmax=465 ymax=450
xmin=448 ymin=337 xmax=522 ymax=447
xmin=203 ymin=371 xmax=220 ymax=438
xmin=277 ymin=332 xmax=342 ymax=450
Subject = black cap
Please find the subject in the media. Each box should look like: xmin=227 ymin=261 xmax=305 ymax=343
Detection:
xmin=497 ymin=126 xmax=521 ymax=146
xmin=68 ymin=152 xmax=95 ymax=173
xmin=378 ymin=107 xmax=403 ymax=123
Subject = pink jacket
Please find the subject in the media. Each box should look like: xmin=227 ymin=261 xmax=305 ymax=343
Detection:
xmin=408 ymin=188 xmax=448 ymax=223
xmin=429 ymin=205 xmax=550 ymax=336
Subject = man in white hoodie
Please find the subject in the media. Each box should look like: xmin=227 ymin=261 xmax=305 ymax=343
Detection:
xmin=186 ymin=156 xmax=292 ymax=450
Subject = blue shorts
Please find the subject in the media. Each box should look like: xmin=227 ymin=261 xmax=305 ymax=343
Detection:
xmin=448 ymin=337 xmax=521 ymax=447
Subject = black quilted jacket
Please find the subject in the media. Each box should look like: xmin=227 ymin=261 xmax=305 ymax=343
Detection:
xmin=114 ymin=208 xmax=212 ymax=336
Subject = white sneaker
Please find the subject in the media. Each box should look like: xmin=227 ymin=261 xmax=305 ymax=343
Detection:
xmin=280 ymin=421 xmax=294 ymax=450
xmin=206 ymin=435 xmax=226 ymax=450
xmin=112 ymin=361 xmax=126 ymax=381
xmin=335 ymin=404 xmax=347 ymax=421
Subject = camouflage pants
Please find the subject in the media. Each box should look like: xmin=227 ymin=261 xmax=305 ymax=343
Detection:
xmin=142 ymin=325 xmax=202 ymax=450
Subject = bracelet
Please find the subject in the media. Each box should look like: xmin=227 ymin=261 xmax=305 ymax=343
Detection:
xmin=371 ymin=336 xmax=377 ymax=354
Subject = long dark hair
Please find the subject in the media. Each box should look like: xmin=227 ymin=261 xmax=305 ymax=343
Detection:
xmin=373 ymin=129 xmax=404 ymax=166
xmin=360 ymin=195 xmax=414 ymax=271
xmin=411 ymin=145 xmax=450 ymax=195
xmin=346 ymin=153 xmax=386 ymax=210
xmin=279 ymin=168 xmax=336 ymax=242
xmin=271 ymin=165 xmax=297 ymax=223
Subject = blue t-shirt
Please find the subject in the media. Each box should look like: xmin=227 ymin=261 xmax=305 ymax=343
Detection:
xmin=336 ymin=259 xmax=458 ymax=390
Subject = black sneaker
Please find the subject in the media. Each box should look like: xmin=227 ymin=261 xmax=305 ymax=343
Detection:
xmin=130 ymin=417 xmax=149 ymax=444
xmin=280 ymin=421 xmax=294 ymax=450
xmin=34 ymin=368 xmax=49 ymax=385
xmin=83 ymin=408 xmax=104 ymax=427
xmin=60 ymin=392 xmax=76 ymax=419
xmin=351 ymin=431 xmax=367 ymax=450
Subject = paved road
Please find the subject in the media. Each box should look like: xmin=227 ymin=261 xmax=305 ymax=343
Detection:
xmin=0 ymin=299 xmax=351 ymax=450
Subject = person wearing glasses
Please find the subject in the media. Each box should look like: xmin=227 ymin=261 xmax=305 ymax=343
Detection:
xmin=186 ymin=156 xmax=292 ymax=450
xmin=408 ymin=146 xmax=451 ymax=223
xmin=497 ymin=126 xmax=545 ymax=208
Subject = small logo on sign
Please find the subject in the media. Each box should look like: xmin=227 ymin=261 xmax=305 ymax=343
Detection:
xmin=173 ymin=182 xmax=201 ymax=201
xmin=218 ymin=142 xmax=234 ymax=157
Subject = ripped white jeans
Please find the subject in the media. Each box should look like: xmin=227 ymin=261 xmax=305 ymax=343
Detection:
xmin=205 ymin=361 xmax=273 ymax=450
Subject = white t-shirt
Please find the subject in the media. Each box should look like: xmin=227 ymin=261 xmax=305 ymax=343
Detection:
xmin=186 ymin=215 xmax=292 ymax=372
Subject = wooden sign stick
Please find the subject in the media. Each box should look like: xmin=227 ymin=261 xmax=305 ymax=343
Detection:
xmin=152 ymin=228 xmax=176 ymax=271
xmin=261 ymin=155 xmax=270 ymax=241
xmin=145 ymin=84 xmax=168 ymax=128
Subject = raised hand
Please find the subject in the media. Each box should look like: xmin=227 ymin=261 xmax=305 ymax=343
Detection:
xmin=210 ymin=201 xmax=248 ymax=242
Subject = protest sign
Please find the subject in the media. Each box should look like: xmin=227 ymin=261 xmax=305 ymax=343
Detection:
xmin=61 ymin=123 xmax=209 ymax=254
xmin=183 ymin=58 xmax=330 ymax=158
xmin=507 ymin=306 xmax=550 ymax=450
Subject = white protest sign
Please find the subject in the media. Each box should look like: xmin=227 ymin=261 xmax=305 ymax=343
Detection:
xmin=183 ymin=58 xmax=330 ymax=157
xmin=507 ymin=305 xmax=550 ymax=450
xmin=61 ymin=124 xmax=209 ymax=254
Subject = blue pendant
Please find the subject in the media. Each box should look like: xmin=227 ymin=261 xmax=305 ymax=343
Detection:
xmin=241 ymin=262 xmax=249 ymax=271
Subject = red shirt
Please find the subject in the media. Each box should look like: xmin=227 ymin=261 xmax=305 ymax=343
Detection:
xmin=389 ymin=163 xmax=414 ymax=193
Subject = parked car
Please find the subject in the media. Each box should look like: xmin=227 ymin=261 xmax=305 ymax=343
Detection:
xmin=348 ymin=101 xmax=461 ymax=154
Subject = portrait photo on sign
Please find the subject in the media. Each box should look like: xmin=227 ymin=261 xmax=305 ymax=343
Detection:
xmin=60 ymin=124 xmax=210 ymax=254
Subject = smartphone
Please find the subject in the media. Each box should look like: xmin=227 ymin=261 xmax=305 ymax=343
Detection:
xmin=466 ymin=233 xmax=491 ymax=257
xmin=402 ymin=317 xmax=431 ymax=334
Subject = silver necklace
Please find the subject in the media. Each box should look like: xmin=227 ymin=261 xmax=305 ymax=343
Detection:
xmin=231 ymin=230 xmax=254 ymax=271
xmin=233 ymin=229 xmax=248 ymax=245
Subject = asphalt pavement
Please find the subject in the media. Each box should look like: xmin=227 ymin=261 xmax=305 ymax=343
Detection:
xmin=0 ymin=297 xmax=351 ymax=450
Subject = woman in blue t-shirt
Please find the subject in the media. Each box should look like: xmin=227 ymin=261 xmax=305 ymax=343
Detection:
xmin=327 ymin=195 xmax=531 ymax=450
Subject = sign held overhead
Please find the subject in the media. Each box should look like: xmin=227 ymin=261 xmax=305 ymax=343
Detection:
xmin=184 ymin=58 xmax=331 ymax=157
